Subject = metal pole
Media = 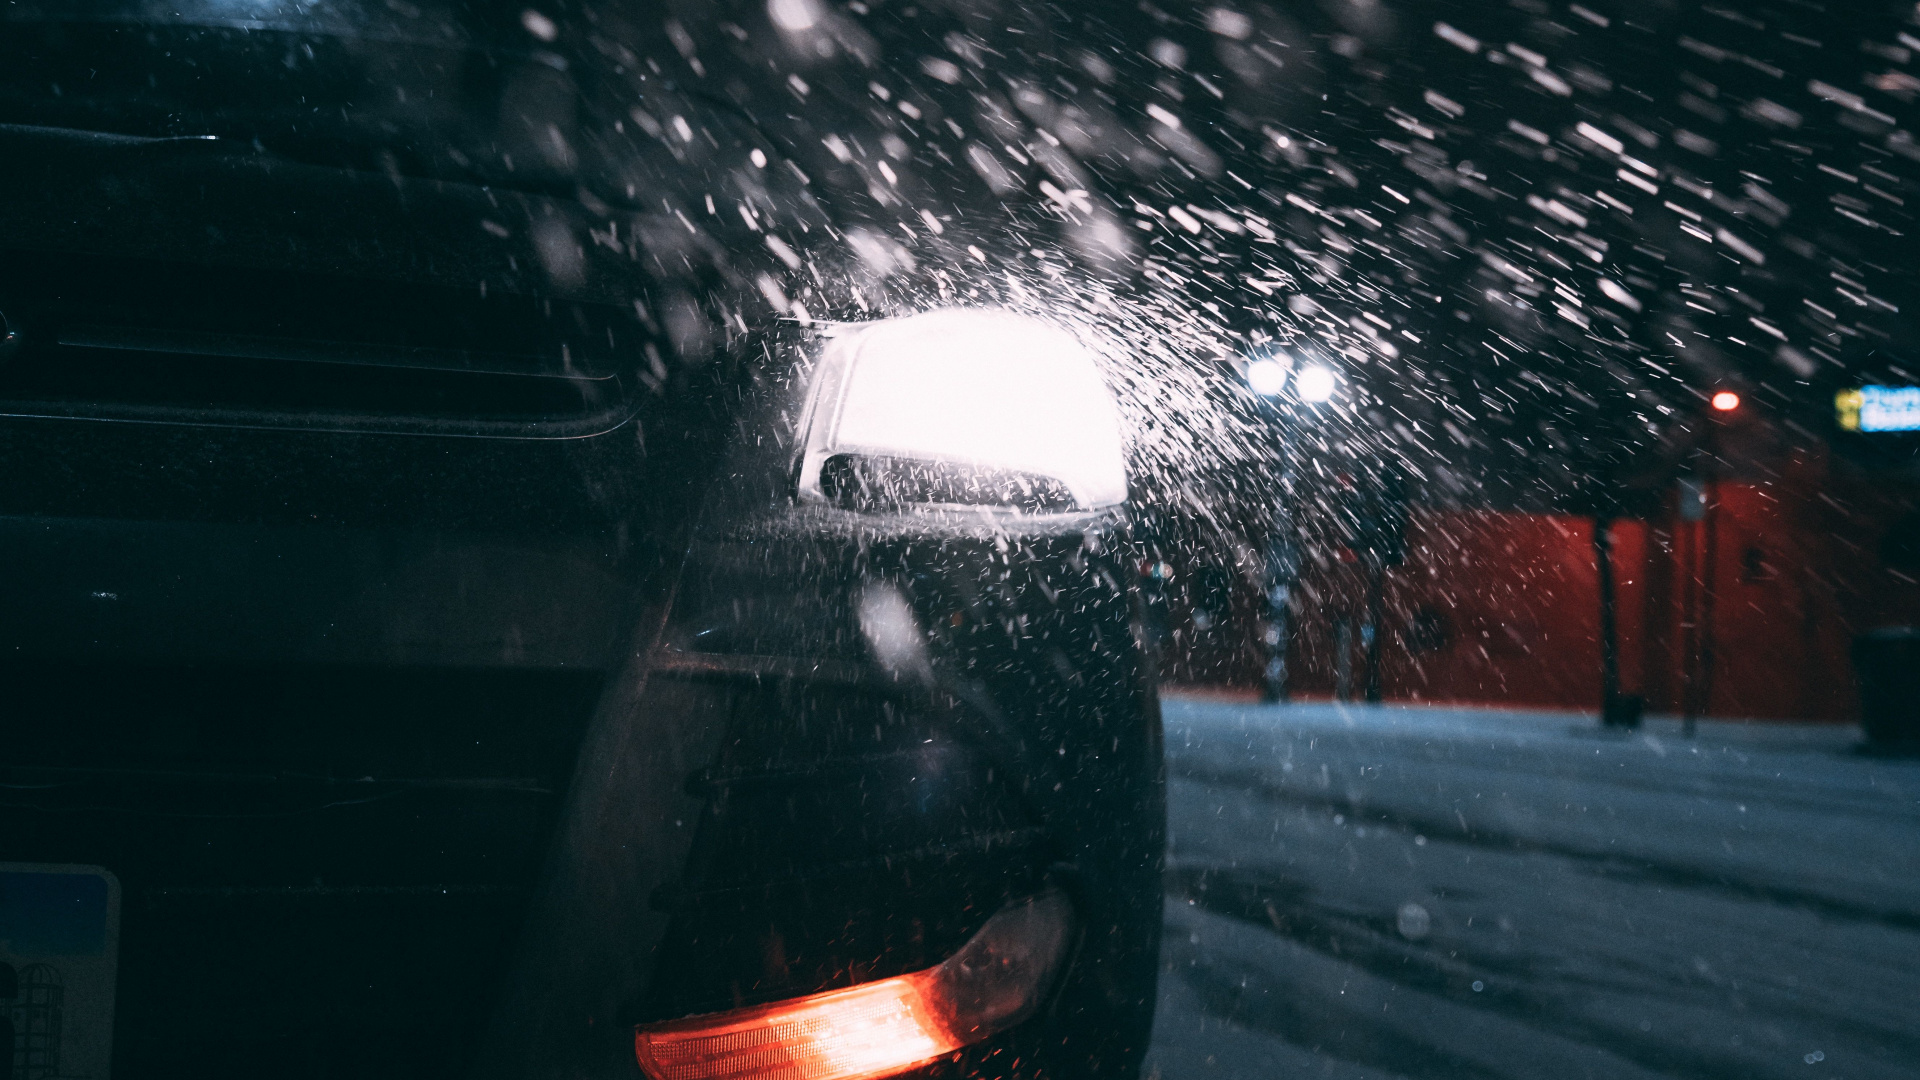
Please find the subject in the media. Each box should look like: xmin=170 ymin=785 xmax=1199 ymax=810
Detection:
xmin=1334 ymin=618 xmax=1353 ymax=702
xmin=1595 ymin=515 xmax=1622 ymax=721
xmin=1261 ymin=525 xmax=1295 ymax=705
xmin=1679 ymin=419 xmax=1717 ymax=739
xmin=1677 ymin=495 xmax=1699 ymax=734
xmin=1693 ymin=473 xmax=1720 ymax=738
xmin=1363 ymin=554 xmax=1386 ymax=704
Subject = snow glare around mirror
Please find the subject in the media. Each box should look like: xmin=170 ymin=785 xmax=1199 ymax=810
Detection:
xmin=488 ymin=0 xmax=1917 ymax=641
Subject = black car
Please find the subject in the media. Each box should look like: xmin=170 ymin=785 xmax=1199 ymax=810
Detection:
xmin=0 ymin=6 xmax=1164 ymax=1080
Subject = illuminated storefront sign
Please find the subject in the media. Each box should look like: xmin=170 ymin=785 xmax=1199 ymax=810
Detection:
xmin=1836 ymin=386 xmax=1920 ymax=432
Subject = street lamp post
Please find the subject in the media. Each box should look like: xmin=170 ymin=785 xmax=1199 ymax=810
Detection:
xmin=1680 ymin=390 xmax=1741 ymax=736
xmin=1243 ymin=352 xmax=1337 ymax=703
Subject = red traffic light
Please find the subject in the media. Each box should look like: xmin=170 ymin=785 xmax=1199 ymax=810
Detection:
xmin=1710 ymin=391 xmax=1741 ymax=412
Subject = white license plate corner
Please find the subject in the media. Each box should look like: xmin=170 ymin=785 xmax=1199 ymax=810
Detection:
xmin=1 ymin=862 xmax=122 ymax=1080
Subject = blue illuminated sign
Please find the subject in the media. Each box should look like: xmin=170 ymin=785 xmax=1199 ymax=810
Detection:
xmin=1838 ymin=386 xmax=1920 ymax=433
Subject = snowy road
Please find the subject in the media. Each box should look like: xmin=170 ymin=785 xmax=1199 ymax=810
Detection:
xmin=1142 ymin=698 xmax=1920 ymax=1080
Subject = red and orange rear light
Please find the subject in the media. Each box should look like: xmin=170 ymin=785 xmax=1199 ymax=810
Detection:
xmin=634 ymin=968 xmax=954 ymax=1080
xmin=635 ymin=889 xmax=1074 ymax=1080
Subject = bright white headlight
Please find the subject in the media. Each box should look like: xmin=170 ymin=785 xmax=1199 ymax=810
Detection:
xmin=1245 ymin=356 xmax=1290 ymax=396
xmin=1295 ymin=364 xmax=1338 ymax=404
xmin=794 ymin=308 xmax=1128 ymax=513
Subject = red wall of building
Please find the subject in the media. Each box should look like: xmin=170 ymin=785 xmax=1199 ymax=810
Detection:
xmin=1277 ymin=472 xmax=1917 ymax=721
xmin=1288 ymin=510 xmax=1610 ymax=710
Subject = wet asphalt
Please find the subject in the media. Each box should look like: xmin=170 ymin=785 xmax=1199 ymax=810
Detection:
xmin=1143 ymin=698 xmax=1920 ymax=1080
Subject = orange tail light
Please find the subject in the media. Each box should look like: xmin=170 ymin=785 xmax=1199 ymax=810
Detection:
xmin=635 ymin=889 xmax=1075 ymax=1080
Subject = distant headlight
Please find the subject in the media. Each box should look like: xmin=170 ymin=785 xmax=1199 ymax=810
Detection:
xmin=794 ymin=308 xmax=1128 ymax=513
xmin=1294 ymin=363 xmax=1338 ymax=404
xmin=1245 ymin=356 xmax=1290 ymax=396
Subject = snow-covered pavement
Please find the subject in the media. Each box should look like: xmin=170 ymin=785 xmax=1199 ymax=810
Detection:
xmin=1144 ymin=698 xmax=1920 ymax=1080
